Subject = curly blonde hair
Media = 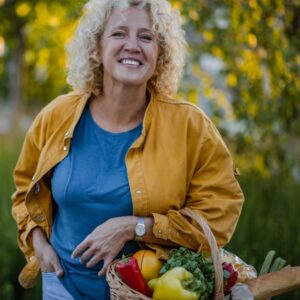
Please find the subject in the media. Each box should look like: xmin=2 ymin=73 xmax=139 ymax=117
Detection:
xmin=66 ymin=0 xmax=187 ymax=97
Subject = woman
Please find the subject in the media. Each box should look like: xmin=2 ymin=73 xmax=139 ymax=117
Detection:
xmin=12 ymin=0 xmax=244 ymax=299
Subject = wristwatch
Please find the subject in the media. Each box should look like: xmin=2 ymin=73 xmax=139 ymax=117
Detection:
xmin=135 ymin=217 xmax=146 ymax=241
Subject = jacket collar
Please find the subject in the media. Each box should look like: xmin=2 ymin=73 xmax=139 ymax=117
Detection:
xmin=63 ymin=91 xmax=90 ymax=142
xmin=63 ymin=90 xmax=156 ymax=148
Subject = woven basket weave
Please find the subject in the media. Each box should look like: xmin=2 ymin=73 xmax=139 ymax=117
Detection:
xmin=106 ymin=207 xmax=225 ymax=300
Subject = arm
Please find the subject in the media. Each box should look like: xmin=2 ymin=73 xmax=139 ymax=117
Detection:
xmin=32 ymin=227 xmax=63 ymax=275
xmin=72 ymin=215 xmax=178 ymax=276
xmin=12 ymin=114 xmax=63 ymax=275
xmin=150 ymin=122 xmax=244 ymax=251
xmin=142 ymin=217 xmax=179 ymax=247
xmin=12 ymin=125 xmax=42 ymax=256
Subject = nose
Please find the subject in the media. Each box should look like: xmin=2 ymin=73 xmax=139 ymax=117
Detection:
xmin=124 ymin=35 xmax=140 ymax=53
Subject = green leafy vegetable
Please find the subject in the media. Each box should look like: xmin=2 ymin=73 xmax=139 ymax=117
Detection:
xmin=160 ymin=247 xmax=214 ymax=300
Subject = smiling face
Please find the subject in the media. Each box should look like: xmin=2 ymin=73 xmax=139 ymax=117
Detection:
xmin=99 ymin=6 xmax=159 ymax=89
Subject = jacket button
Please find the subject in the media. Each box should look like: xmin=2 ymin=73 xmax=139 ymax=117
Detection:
xmin=34 ymin=215 xmax=45 ymax=223
xmin=136 ymin=190 xmax=142 ymax=196
xmin=29 ymin=255 xmax=36 ymax=262
xmin=63 ymin=146 xmax=68 ymax=151
xmin=34 ymin=183 xmax=40 ymax=194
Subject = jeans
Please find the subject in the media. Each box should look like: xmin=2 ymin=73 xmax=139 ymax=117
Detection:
xmin=42 ymin=272 xmax=74 ymax=300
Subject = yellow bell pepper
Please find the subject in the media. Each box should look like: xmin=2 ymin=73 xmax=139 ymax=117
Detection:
xmin=148 ymin=267 xmax=200 ymax=300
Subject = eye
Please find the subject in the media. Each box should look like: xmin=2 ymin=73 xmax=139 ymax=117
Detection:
xmin=140 ymin=34 xmax=153 ymax=41
xmin=111 ymin=31 xmax=126 ymax=38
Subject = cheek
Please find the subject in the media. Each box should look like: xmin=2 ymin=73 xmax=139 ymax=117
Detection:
xmin=149 ymin=48 xmax=159 ymax=68
xmin=153 ymin=47 xmax=160 ymax=67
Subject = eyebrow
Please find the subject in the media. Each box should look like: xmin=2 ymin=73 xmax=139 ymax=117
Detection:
xmin=110 ymin=25 xmax=153 ymax=33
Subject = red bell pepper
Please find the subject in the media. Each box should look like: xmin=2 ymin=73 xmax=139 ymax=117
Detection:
xmin=116 ymin=256 xmax=153 ymax=297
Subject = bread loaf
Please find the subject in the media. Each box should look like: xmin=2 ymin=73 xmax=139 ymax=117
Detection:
xmin=245 ymin=266 xmax=300 ymax=300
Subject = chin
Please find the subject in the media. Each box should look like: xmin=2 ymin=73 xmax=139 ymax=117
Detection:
xmin=116 ymin=75 xmax=150 ymax=86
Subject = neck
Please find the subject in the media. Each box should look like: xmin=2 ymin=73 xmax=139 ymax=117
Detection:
xmin=90 ymin=82 xmax=149 ymax=132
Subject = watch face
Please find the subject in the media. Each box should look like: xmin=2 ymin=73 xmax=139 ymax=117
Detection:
xmin=136 ymin=224 xmax=146 ymax=236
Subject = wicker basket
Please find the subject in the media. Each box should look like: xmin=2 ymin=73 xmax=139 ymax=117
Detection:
xmin=106 ymin=207 xmax=225 ymax=300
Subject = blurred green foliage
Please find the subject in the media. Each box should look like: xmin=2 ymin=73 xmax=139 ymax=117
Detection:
xmin=0 ymin=0 xmax=300 ymax=299
xmin=1 ymin=0 xmax=299 ymax=174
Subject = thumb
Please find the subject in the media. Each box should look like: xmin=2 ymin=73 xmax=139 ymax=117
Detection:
xmin=98 ymin=258 xmax=112 ymax=277
xmin=52 ymin=259 xmax=64 ymax=277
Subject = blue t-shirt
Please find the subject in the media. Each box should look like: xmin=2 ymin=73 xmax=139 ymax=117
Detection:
xmin=50 ymin=104 xmax=142 ymax=299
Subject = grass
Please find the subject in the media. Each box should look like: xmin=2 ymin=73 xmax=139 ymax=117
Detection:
xmin=227 ymin=175 xmax=300 ymax=299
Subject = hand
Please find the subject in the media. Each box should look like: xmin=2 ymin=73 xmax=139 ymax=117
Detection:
xmin=71 ymin=216 xmax=136 ymax=276
xmin=32 ymin=227 xmax=64 ymax=277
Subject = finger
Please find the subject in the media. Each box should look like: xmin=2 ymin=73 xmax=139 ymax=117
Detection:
xmin=80 ymin=247 xmax=94 ymax=264
xmin=41 ymin=265 xmax=55 ymax=273
xmin=86 ymin=252 xmax=103 ymax=268
xmin=98 ymin=257 xmax=112 ymax=276
xmin=72 ymin=240 xmax=90 ymax=259
xmin=52 ymin=259 xmax=64 ymax=277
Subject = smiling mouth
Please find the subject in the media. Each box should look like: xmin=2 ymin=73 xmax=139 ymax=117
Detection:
xmin=119 ymin=58 xmax=142 ymax=66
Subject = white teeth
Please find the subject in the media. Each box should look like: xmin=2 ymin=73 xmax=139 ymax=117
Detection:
xmin=121 ymin=59 xmax=140 ymax=66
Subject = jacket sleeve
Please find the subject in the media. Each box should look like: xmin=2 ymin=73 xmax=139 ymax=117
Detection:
xmin=11 ymin=118 xmax=43 ymax=258
xmin=152 ymin=122 xmax=244 ymax=251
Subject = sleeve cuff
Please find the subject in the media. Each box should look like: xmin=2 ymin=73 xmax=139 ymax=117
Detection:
xmin=152 ymin=213 xmax=180 ymax=241
xmin=152 ymin=213 xmax=169 ymax=240
xmin=22 ymin=220 xmax=40 ymax=250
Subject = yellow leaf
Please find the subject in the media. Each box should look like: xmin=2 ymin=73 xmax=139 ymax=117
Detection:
xmin=58 ymin=56 xmax=65 ymax=67
xmin=188 ymin=90 xmax=198 ymax=104
xmin=25 ymin=50 xmax=36 ymax=65
xmin=276 ymin=4 xmax=285 ymax=15
xmin=203 ymin=31 xmax=214 ymax=43
xmin=266 ymin=17 xmax=274 ymax=27
xmin=248 ymin=102 xmax=258 ymax=117
xmin=16 ymin=2 xmax=31 ymax=17
xmin=226 ymin=73 xmax=238 ymax=87
xmin=203 ymin=87 xmax=212 ymax=98
xmin=248 ymin=33 xmax=257 ymax=48
xmin=38 ymin=48 xmax=50 ymax=66
xmin=35 ymin=3 xmax=49 ymax=25
xmin=249 ymin=0 xmax=257 ymax=9
xmin=254 ymin=155 xmax=269 ymax=177
xmin=172 ymin=1 xmax=182 ymax=11
xmin=48 ymin=16 xmax=60 ymax=27
xmin=189 ymin=9 xmax=199 ymax=21
xmin=212 ymin=46 xmax=224 ymax=58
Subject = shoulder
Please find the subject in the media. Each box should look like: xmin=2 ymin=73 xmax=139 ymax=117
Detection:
xmin=30 ymin=91 xmax=87 ymax=127
xmin=154 ymin=94 xmax=215 ymax=135
xmin=153 ymin=94 xmax=227 ymax=150
xmin=155 ymin=94 xmax=212 ymax=123
xmin=156 ymin=95 xmax=232 ymax=155
xmin=40 ymin=91 xmax=87 ymax=116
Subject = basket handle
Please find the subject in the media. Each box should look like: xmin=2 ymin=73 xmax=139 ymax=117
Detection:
xmin=180 ymin=207 xmax=224 ymax=300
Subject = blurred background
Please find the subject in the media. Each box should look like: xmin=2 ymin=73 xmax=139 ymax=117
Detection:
xmin=0 ymin=0 xmax=299 ymax=299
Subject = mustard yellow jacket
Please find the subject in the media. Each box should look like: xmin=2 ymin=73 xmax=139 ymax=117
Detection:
xmin=12 ymin=91 xmax=244 ymax=288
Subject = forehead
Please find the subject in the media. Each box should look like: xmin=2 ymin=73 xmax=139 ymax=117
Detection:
xmin=104 ymin=7 xmax=153 ymax=31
